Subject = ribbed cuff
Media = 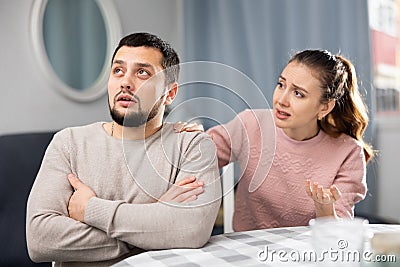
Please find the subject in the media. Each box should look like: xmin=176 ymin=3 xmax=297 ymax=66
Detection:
xmin=85 ymin=197 xmax=123 ymax=233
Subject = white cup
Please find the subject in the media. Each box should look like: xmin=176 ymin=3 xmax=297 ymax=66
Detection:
xmin=370 ymin=232 xmax=400 ymax=267
xmin=309 ymin=217 xmax=369 ymax=267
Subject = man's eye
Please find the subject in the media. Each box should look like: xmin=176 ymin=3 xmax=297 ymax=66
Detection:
xmin=138 ymin=69 xmax=150 ymax=76
xmin=277 ymin=82 xmax=283 ymax=88
xmin=114 ymin=68 xmax=122 ymax=74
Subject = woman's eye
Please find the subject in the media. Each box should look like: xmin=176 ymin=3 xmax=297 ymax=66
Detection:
xmin=294 ymin=90 xmax=304 ymax=98
xmin=114 ymin=68 xmax=122 ymax=74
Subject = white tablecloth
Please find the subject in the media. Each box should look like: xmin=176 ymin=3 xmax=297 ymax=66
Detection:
xmin=112 ymin=224 xmax=400 ymax=267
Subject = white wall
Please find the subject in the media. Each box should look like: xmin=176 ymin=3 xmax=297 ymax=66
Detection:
xmin=0 ymin=0 xmax=183 ymax=135
xmin=375 ymin=116 xmax=400 ymax=222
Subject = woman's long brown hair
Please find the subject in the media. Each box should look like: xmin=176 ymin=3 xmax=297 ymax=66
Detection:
xmin=289 ymin=50 xmax=373 ymax=162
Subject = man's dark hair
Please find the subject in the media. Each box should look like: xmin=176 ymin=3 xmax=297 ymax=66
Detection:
xmin=111 ymin=32 xmax=180 ymax=84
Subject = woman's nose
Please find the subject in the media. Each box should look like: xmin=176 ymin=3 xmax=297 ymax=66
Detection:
xmin=277 ymin=90 xmax=290 ymax=106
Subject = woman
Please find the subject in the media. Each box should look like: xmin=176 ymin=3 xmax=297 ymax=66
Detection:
xmin=176 ymin=49 xmax=372 ymax=231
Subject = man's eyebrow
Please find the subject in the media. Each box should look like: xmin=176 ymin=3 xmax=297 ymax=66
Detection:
xmin=135 ymin=62 xmax=156 ymax=71
xmin=279 ymin=75 xmax=286 ymax=81
xmin=112 ymin=61 xmax=157 ymax=71
xmin=112 ymin=59 xmax=126 ymax=66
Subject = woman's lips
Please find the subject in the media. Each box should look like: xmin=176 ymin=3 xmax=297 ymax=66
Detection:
xmin=275 ymin=109 xmax=291 ymax=119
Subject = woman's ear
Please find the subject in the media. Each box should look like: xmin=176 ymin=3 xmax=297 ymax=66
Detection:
xmin=164 ymin=82 xmax=178 ymax=105
xmin=318 ymin=99 xmax=336 ymax=120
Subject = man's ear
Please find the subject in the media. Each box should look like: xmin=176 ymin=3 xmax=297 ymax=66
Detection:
xmin=318 ymin=99 xmax=336 ymax=119
xmin=164 ymin=82 xmax=178 ymax=105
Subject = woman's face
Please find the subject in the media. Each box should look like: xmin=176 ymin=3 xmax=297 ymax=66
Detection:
xmin=273 ymin=62 xmax=330 ymax=141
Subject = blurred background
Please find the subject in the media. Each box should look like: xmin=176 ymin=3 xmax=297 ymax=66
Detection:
xmin=0 ymin=0 xmax=399 ymax=265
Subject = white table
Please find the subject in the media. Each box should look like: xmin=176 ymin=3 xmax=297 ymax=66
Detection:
xmin=112 ymin=224 xmax=400 ymax=267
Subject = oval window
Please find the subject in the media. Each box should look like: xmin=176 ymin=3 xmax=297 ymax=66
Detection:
xmin=31 ymin=0 xmax=122 ymax=101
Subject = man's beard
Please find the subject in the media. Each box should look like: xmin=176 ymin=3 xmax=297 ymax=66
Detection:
xmin=109 ymin=98 xmax=163 ymax=127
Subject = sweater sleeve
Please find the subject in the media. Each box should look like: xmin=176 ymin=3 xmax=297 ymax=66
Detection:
xmin=26 ymin=130 xmax=130 ymax=263
xmin=84 ymin=133 xmax=222 ymax=250
xmin=206 ymin=110 xmax=249 ymax=168
xmin=332 ymin=143 xmax=367 ymax=218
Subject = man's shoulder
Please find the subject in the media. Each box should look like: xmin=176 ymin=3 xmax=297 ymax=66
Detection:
xmin=161 ymin=123 xmax=213 ymax=146
xmin=54 ymin=122 xmax=103 ymax=140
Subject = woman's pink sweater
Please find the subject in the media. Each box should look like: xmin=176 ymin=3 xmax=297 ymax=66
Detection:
xmin=207 ymin=109 xmax=367 ymax=231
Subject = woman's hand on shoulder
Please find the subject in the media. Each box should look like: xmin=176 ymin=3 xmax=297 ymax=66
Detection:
xmin=174 ymin=121 xmax=204 ymax=133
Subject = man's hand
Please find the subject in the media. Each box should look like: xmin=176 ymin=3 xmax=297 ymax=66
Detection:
xmin=159 ymin=176 xmax=204 ymax=203
xmin=67 ymin=174 xmax=96 ymax=222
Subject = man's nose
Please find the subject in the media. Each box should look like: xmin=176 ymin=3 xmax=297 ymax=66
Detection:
xmin=120 ymin=78 xmax=135 ymax=92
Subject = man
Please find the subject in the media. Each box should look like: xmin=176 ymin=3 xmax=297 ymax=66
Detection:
xmin=26 ymin=32 xmax=221 ymax=266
